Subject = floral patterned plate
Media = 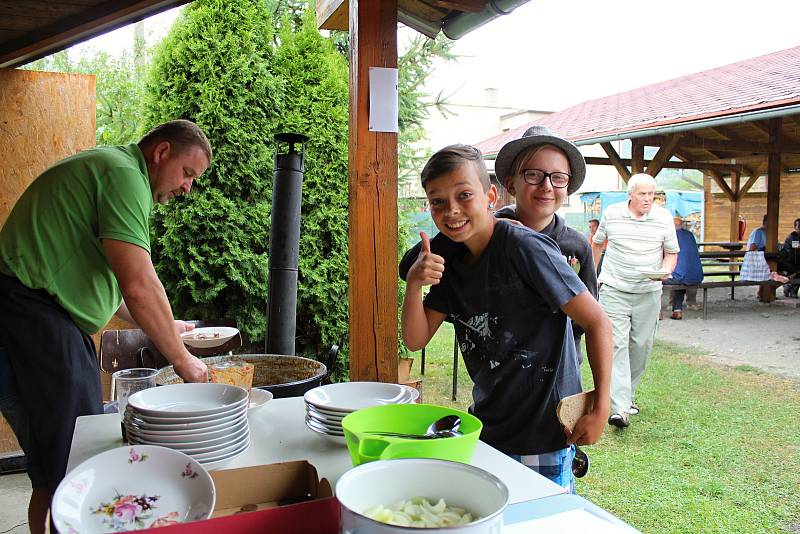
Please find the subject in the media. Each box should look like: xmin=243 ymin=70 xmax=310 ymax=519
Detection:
xmin=52 ymin=445 xmax=215 ymax=533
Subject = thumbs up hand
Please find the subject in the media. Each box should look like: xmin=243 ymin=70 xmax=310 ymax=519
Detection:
xmin=407 ymin=231 xmax=446 ymax=288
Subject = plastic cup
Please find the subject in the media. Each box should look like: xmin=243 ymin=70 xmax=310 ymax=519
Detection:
xmin=112 ymin=368 xmax=158 ymax=441
xmin=209 ymin=360 xmax=254 ymax=393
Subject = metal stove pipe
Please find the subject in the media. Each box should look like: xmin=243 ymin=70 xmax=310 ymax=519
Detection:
xmin=266 ymin=133 xmax=307 ymax=355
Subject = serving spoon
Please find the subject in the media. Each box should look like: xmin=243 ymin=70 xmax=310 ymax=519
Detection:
xmin=365 ymin=415 xmax=461 ymax=439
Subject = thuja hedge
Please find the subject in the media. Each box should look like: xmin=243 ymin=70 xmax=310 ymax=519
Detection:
xmin=142 ymin=0 xmax=350 ymax=375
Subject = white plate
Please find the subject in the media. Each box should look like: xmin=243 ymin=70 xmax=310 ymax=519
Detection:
xmin=191 ymin=434 xmax=251 ymax=461
xmin=126 ymin=401 xmax=245 ymax=424
xmin=195 ymin=437 xmax=251 ymax=465
xmin=248 ymin=388 xmax=273 ymax=410
xmin=638 ymin=269 xmax=670 ymax=280
xmin=305 ymin=404 xmax=348 ymax=421
xmin=125 ymin=416 xmax=247 ymax=445
xmin=52 ymin=445 xmax=215 ymax=534
xmin=306 ymin=411 xmax=343 ymax=431
xmin=304 ymin=382 xmax=419 ymax=412
xmin=305 ymin=416 xmax=344 ymax=436
xmin=305 ymin=423 xmax=347 ymax=445
xmin=125 ymin=410 xmax=246 ymax=435
xmin=128 ymin=425 xmax=249 ymax=454
xmin=125 ymin=407 xmax=246 ymax=431
xmin=181 ymin=327 xmax=239 ymax=349
xmin=128 ymin=383 xmax=249 ymax=417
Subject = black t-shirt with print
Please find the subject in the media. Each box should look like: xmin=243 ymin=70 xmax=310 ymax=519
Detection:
xmin=424 ymin=220 xmax=587 ymax=455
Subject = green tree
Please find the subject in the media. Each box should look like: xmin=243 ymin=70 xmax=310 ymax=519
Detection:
xmin=271 ymin=8 xmax=350 ymax=374
xmin=24 ymin=43 xmax=148 ymax=145
xmin=142 ymin=0 xmax=285 ymax=343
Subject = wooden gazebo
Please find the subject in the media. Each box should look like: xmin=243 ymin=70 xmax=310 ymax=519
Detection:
xmin=476 ymin=46 xmax=800 ymax=299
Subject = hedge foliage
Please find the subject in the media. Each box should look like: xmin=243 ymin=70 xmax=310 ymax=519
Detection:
xmin=142 ymin=0 xmax=350 ymax=371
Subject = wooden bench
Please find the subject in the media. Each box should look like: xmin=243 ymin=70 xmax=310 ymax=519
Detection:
xmin=666 ymin=280 xmax=781 ymax=320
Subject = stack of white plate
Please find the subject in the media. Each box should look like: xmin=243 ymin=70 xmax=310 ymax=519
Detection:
xmin=124 ymin=383 xmax=250 ymax=466
xmin=304 ymin=382 xmax=420 ymax=444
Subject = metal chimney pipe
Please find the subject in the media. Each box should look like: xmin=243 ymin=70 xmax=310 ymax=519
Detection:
xmin=266 ymin=133 xmax=307 ymax=355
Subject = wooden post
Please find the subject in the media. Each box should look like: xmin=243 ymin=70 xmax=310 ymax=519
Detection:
xmin=764 ymin=118 xmax=782 ymax=302
xmin=348 ymin=0 xmax=398 ymax=382
xmin=631 ymin=141 xmax=644 ymax=174
xmin=729 ymin=172 xmax=740 ymax=242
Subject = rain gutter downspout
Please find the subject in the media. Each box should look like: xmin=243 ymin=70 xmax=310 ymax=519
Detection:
xmin=442 ymin=0 xmax=532 ymax=40
xmin=572 ymin=103 xmax=800 ymax=146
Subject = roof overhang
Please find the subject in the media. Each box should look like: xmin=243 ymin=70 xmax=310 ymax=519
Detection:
xmin=0 ymin=0 xmax=191 ymax=69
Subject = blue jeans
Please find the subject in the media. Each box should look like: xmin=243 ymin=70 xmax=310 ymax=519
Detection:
xmin=508 ymin=445 xmax=576 ymax=494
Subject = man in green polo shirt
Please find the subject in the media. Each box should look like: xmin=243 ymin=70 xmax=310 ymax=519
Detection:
xmin=0 ymin=119 xmax=211 ymax=533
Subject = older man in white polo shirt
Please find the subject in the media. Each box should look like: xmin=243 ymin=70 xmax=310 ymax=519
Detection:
xmin=591 ymin=174 xmax=679 ymax=428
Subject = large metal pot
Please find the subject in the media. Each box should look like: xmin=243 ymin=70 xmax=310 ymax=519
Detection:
xmin=336 ymin=459 xmax=508 ymax=533
xmin=156 ymin=350 xmax=334 ymax=399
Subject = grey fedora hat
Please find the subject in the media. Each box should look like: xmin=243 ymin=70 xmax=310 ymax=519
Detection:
xmin=494 ymin=125 xmax=586 ymax=195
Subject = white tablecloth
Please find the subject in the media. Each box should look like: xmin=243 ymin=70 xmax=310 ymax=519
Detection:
xmin=67 ymin=396 xmax=566 ymax=505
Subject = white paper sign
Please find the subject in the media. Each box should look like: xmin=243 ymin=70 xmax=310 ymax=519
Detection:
xmin=368 ymin=67 xmax=399 ymax=133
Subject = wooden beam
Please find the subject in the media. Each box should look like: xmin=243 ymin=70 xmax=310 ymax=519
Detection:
xmin=709 ymin=171 xmax=736 ymax=201
xmin=316 ymin=0 xmax=348 ymax=30
xmin=0 ymin=0 xmax=190 ymax=69
xmin=635 ymin=134 xmax=800 ymax=154
xmin=709 ymin=125 xmax=747 ymax=142
xmin=584 ymin=156 xmax=746 ymax=174
xmin=763 ymin=118 xmax=782 ymax=301
xmin=644 ymin=134 xmax=681 ymax=176
xmin=737 ymin=174 xmax=761 ymax=199
xmin=599 ymin=142 xmax=631 ymax=181
xmin=348 ymin=0 xmax=398 ymax=383
xmin=429 ymin=0 xmax=484 ymax=11
xmin=749 ymin=120 xmax=771 ymax=138
xmin=631 ymin=141 xmax=644 ymax=174
xmin=729 ymin=173 xmax=741 ymax=242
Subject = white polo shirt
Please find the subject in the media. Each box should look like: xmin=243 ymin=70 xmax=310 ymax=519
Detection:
xmin=593 ymin=201 xmax=679 ymax=293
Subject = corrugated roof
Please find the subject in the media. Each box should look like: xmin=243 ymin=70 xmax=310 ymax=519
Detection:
xmin=475 ymin=45 xmax=800 ymax=157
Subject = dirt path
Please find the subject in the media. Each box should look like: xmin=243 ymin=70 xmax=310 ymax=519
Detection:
xmin=656 ymin=286 xmax=800 ymax=381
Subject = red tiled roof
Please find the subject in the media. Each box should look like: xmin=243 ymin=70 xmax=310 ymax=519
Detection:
xmin=475 ymin=46 xmax=800 ymax=157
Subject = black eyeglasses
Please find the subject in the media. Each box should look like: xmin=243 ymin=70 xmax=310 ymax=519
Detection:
xmin=520 ymin=169 xmax=571 ymax=188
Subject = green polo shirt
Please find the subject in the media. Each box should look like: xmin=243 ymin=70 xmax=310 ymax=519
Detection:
xmin=0 ymin=145 xmax=153 ymax=334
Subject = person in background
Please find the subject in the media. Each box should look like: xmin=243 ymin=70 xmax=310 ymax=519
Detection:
xmin=0 ymin=119 xmax=211 ymax=533
xmin=591 ymin=173 xmax=679 ymax=429
xmin=402 ymin=144 xmax=612 ymax=493
xmin=779 ymin=218 xmax=800 ymax=298
xmin=588 ymin=218 xmax=600 ymax=244
xmin=747 ymin=214 xmax=768 ymax=251
xmin=662 ymin=216 xmax=704 ymax=319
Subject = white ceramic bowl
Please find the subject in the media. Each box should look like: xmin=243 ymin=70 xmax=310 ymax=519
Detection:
xmin=181 ymin=327 xmax=239 ymax=349
xmin=127 ymin=383 xmax=248 ymax=417
xmin=305 ymin=422 xmax=348 ymax=445
xmin=304 ymin=382 xmax=419 ymax=412
xmin=248 ymin=388 xmax=273 ymax=410
xmin=126 ymin=420 xmax=249 ymax=449
xmin=52 ymin=445 xmax=215 ymax=534
xmin=305 ymin=416 xmax=344 ymax=435
xmin=336 ymin=459 xmax=508 ymax=533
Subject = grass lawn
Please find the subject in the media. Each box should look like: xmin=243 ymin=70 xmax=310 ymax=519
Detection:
xmin=409 ymin=323 xmax=800 ymax=533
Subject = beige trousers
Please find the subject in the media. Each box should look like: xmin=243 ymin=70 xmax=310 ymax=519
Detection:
xmin=599 ymin=285 xmax=661 ymax=415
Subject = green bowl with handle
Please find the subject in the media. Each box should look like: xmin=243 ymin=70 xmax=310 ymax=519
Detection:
xmin=341 ymin=403 xmax=482 ymax=466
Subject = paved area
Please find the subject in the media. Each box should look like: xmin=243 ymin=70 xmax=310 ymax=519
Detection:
xmin=0 ymin=471 xmax=30 ymax=533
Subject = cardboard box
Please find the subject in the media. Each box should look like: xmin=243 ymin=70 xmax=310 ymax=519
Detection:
xmin=137 ymin=461 xmax=340 ymax=534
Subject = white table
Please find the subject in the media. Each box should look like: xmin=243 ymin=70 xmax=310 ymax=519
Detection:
xmin=67 ymin=396 xmax=565 ymax=505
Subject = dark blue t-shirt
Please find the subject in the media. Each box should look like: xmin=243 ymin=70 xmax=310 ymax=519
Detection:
xmin=424 ymin=221 xmax=587 ymax=455
xmin=672 ymin=229 xmax=703 ymax=284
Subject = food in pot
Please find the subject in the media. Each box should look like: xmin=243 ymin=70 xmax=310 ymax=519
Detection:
xmin=184 ymin=331 xmax=222 ymax=340
xmin=364 ymin=497 xmax=476 ymax=528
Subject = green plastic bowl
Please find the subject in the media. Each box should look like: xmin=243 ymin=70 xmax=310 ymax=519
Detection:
xmin=341 ymin=404 xmax=482 ymax=466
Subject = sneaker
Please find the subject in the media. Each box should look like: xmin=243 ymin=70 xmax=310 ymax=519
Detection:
xmin=628 ymin=402 xmax=640 ymax=416
xmin=608 ymin=412 xmax=629 ymax=428
xmin=572 ymin=446 xmax=590 ymax=478
xmin=670 ymin=311 xmax=683 ymax=320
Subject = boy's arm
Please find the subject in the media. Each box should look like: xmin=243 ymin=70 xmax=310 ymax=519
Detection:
xmin=560 ymin=291 xmax=612 ymax=445
xmin=401 ymin=232 xmax=447 ymax=351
